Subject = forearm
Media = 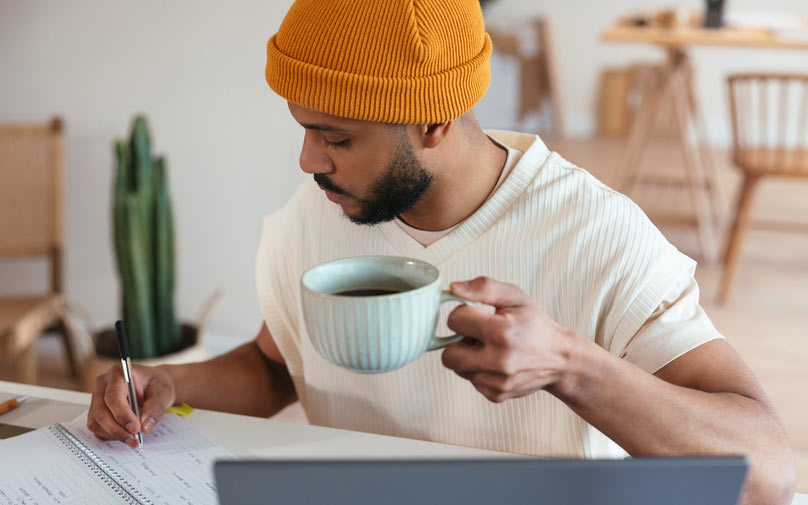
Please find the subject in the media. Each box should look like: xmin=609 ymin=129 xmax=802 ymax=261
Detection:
xmin=160 ymin=341 xmax=297 ymax=418
xmin=550 ymin=336 xmax=795 ymax=505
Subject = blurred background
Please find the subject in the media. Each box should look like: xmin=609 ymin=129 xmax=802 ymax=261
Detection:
xmin=1 ymin=0 xmax=806 ymax=490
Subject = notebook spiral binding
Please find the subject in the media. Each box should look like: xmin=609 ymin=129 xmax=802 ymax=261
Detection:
xmin=49 ymin=424 xmax=153 ymax=505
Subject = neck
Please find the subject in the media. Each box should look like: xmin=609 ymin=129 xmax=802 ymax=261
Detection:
xmin=399 ymin=129 xmax=508 ymax=231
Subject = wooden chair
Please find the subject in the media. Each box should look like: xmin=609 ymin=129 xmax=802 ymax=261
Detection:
xmin=0 ymin=117 xmax=81 ymax=383
xmin=719 ymin=74 xmax=808 ymax=302
xmin=487 ymin=17 xmax=564 ymax=138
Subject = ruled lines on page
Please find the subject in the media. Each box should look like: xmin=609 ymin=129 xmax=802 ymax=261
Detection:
xmin=0 ymin=427 xmax=134 ymax=504
xmin=61 ymin=413 xmax=233 ymax=505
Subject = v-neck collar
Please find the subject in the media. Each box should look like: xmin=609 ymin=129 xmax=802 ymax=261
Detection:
xmin=378 ymin=131 xmax=552 ymax=266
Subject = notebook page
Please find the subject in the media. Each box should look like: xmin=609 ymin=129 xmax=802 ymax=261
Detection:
xmin=0 ymin=427 xmax=131 ymax=504
xmin=61 ymin=413 xmax=233 ymax=505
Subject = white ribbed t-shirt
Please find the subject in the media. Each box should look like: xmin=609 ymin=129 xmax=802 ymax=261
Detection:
xmin=256 ymin=131 xmax=721 ymax=458
xmin=395 ymin=136 xmax=522 ymax=246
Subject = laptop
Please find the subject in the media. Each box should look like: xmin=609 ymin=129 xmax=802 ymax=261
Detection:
xmin=215 ymin=457 xmax=748 ymax=505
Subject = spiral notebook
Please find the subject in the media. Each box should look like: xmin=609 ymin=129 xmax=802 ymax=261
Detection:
xmin=0 ymin=412 xmax=232 ymax=504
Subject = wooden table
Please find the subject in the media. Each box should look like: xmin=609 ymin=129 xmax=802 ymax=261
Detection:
xmin=602 ymin=22 xmax=808 ymax=262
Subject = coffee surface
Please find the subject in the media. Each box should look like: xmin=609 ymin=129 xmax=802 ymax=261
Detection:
xmin=334 ymin=288 xmax=404 ymax=297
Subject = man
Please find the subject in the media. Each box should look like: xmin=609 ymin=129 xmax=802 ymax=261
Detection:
xmin=88 ymin=1 xmax=796 ymax=503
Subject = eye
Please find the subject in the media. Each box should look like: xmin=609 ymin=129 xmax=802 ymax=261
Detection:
xmin=324 ymin=138 xmax=350 ymax=149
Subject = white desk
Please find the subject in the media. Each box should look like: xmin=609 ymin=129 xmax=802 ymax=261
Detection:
xmin=0 ymin=381 xmax=499 ymax=460
xmin=2 ymin=381 xmax=806 ymax=504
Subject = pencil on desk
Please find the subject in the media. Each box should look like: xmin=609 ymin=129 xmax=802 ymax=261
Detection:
xmin=0 ymin=396 xmax=28 ymax=415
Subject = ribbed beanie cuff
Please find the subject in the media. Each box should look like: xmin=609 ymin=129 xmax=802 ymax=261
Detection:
xmin=266 ymin=0 xmax=492 ymax=124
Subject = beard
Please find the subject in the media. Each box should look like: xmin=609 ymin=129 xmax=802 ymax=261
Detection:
xmin=313 ymin=134 xmax=433 ymax=225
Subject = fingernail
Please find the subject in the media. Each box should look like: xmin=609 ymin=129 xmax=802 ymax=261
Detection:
xmin=125 ymin=421 xmax=139 ymax=433
xmin=142 ymin=417 xmax=155 ymax=434
xmin=126 ymin=437 xmax=138 ymax=448
xmin=453 ymin=281 xmax=469 ymax=291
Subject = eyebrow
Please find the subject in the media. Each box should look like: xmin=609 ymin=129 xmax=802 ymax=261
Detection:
xmin=300 ymin=123 xmax=351 ymax=134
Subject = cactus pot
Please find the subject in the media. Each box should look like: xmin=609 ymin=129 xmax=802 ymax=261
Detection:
xmin=76 ymin=291 xmax=223 ymax=392
xmin=80 ymin=323 xmax=206 ymax=392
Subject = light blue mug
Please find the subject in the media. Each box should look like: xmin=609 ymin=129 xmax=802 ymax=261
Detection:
xmin=300 ymin=256 xmax=473 ymax=373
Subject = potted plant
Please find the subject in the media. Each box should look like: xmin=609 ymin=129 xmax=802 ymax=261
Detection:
xmin=77 ymin=116 xmax=220 ymax=390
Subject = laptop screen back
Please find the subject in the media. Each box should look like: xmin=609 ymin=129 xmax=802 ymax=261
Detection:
xmin=215 ymin=457 xmax=747 ymax=505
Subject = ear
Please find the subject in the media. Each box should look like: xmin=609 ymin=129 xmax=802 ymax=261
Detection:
xmin=416 ymin=120 xmax=455 ymax=149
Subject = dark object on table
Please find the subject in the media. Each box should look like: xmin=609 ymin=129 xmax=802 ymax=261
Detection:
xmin=704 ymin=0 xmax=725 ymax=28
xmin=0 ymin=423 xmax=34 ymax=439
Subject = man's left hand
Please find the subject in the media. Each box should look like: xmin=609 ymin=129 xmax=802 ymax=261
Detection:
xmin=441 ymin=276 xmax=579 ymax=403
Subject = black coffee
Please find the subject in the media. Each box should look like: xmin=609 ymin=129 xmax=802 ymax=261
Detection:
xmin=335 ymin=288 xmax=404 ymax=297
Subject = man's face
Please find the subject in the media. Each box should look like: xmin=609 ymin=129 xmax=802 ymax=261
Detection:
xmin=288 ymin=102 xmax=433 ymax=225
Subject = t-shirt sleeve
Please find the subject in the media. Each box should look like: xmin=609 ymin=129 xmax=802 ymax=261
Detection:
xmin=255 ymin=208 xmax=304 ymax=377
xmin=616 ymin=269 xmax=724 ymax=374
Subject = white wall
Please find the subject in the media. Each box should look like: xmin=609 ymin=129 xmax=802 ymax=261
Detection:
xmin=1 ymin=0 xmax=806 ymax=345
xmin=0 ymin=0 xmax=303 ymax=345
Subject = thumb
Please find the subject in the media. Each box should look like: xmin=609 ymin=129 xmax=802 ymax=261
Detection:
xmin=449 ymin=276 xmax=530 ymax=309
xmin=139 ymin=381 xmax=174 ymax=434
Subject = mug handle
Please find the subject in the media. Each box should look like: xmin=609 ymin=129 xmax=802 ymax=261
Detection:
xmin=427 ymin=291 xmax=476 ymax=352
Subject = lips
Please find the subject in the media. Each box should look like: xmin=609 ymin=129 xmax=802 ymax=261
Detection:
xmin=324 ymin=189 xmax=344 ymax=203
xmin=318 ymin=184 xmax=345 ymax=203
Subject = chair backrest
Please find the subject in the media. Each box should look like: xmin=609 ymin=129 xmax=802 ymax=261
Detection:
xmin=727 ymin=74 xmax=808 ymax=175
xmin=0 ymin=117 xmax=64 ymax=293
xmin=487 ymin=17 xmax=564 ymax=138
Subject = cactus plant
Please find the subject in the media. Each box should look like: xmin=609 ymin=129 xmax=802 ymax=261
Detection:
xmin=113 ymin=116 xmax=180 ymax=359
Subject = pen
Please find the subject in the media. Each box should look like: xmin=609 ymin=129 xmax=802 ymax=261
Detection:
xmin=0 ymin=396 xmax=28 ymax=415
xmin=114 ymin=320 xmax=143 ymax=451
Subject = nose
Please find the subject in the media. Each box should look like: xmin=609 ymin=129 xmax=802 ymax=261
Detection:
xmin=299 ymin=130 xmax=333 ymax=175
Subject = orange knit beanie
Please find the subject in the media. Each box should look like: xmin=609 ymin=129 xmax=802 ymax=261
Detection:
xmin=266 ymin=0 xmax=492 ymax=124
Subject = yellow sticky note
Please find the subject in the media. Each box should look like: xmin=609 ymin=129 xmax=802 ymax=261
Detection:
xmin=165 ymin=403 xmax=194 ymax=417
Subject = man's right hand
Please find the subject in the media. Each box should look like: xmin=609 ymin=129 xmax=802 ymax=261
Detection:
xmin=87 ymin=364 xmax=176 ymax=448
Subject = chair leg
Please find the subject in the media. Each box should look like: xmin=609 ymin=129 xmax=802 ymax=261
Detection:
xmin=719 ymin=174 xmax=760 ymax=303
xmin=57 ymin=320 xmax=82 ymax=379
xmin=19 ymin=345 xmax=38 ymax=385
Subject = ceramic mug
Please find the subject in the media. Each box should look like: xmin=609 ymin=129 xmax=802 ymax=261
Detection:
xmin=300 ymin=255 xmax=473 ymax=373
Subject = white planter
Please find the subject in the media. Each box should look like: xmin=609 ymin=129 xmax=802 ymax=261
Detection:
xmin=81 ymin=323 xmax=209 ymax=392
xmin=63 ymin=291 xmax=223 ymax=392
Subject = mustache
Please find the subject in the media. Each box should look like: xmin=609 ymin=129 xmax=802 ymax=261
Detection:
xmin=313 ymin=174 xmax=350 ymax=197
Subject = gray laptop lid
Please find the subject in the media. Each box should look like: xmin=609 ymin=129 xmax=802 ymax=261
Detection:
xmin=215 ymin=457 xmax=748 ymax=505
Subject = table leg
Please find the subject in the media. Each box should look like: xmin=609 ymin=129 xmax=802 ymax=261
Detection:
xmin=619 ymin=62 xmax=671 ymax=192
xmin=683 ymin=61 xmax=727 ymax=229
xmin=619 ymin=47 xmax=723 ymax=263
xmin=671 ymin=65 xmax=720 ymax=263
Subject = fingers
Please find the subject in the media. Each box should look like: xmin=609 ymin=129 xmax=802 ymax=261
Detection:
xmin=442 ymin=339 xmax=521 ymax=377
xmin=103 ymin=373 xmax=140 ymax=432
xmin=87 ymin=364 xmax=174 ymax=447
xmin=447 ymin=304 xmax=506 ymax=346
xmin=441 ymin=338 xmax=490 ymax=373
xmin=458 ymin=370 xmax=532 ymax=404
xmin=139 ymin=379 xmax=174 ymax=434
xmin=88 ymin=374 xmax=139 ymax=448
xmin=450 ymin=276 xmax=530 ymax=309
xmin=442 ymin=277 xmax=568 ymax=404
xmin=472 ymin=382 xmax=510 ymax=403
